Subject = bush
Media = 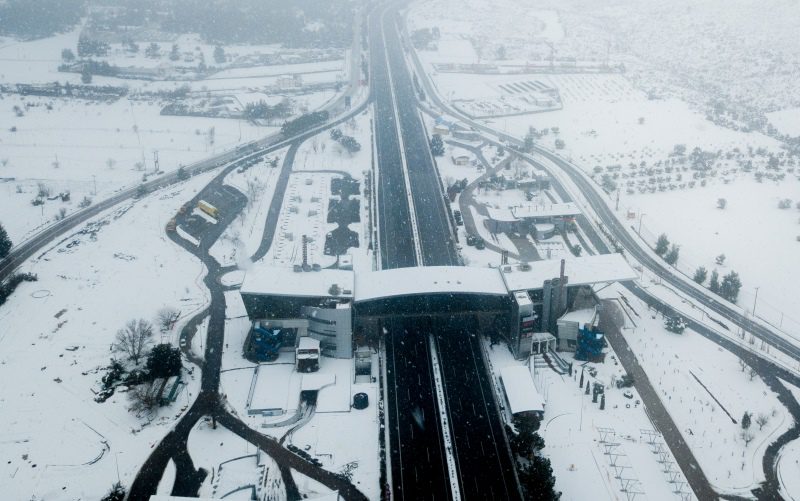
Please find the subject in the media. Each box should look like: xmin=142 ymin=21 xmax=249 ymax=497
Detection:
xmin=778 ymin=198 xmax=792 ymax=209
xmin=665 ymin=315 xmax=687 ymax=334
xmin=0 ymin=272 xmax=37 ymax=306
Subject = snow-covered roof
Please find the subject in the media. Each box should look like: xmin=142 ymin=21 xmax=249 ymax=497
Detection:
xmin=297 ymin=336 xmax=320 ymax=352
xmin=512 ymin=202 xmax=581 ymax=219
xmin=530 ymin=332 xmax=556 ymax=343
xmin=486 ymin=207 xmax=518 ymax=222
xmin=240 ymin=267 xmax=354 ymax=299
xmin=354 ymin=266 xmax=509 ymax=302
xmin=500 ymin=365 xmax=545 ymax=415
xmin=500 ymin=254 xmax=636 ymax=292
xmin=558 ymin=308 xmax=598 ymax=327
xmin=241 ymin=256 xmax=634 ymax=303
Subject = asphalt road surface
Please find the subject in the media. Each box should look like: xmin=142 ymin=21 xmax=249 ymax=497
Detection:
xmin=371 ymin=4 xmax=521 ymax=500
xmin=433 ymin=317 xmax=521 ymax=500
xmin=384 ymin=317 xmax=452 ymax=500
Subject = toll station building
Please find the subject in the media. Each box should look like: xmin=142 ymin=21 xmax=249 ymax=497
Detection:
xmin=238 ymin=253 xmax=636 ymax=360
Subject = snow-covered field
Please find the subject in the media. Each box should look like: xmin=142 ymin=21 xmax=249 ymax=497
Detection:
xmin=601 ymin=284 xmax=793 ymax=496
xmin=622 ymin=177 xmax=800 ymax=338
xmin=0 ymin=171 xmax=217 ymax=500
xmin=0 ymin=26 xmax=349 ymax=245
xmin=485 ymin=337 xmax=694 ymax=500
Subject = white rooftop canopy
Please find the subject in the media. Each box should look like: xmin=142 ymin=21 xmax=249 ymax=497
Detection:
xmin=240 ymin=254 xmax=636 ymax=302
xmin=500 ymin=365 xmax=545 ymax=414
xmin=355 ymin=266 xmax=509 ymax=302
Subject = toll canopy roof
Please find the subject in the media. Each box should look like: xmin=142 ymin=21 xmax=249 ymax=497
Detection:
xmin=354 ymin=266 xmax=509 ymax=302
xmin=240 ymin=254 xmax=636 ymax=302
xmin=500 ymin=365 xmax=545 ymax=414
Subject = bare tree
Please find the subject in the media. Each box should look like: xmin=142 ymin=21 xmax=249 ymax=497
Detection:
xmin=114 ymin=319 xmax=153 ymax=365
xmin=737 ymin=358 xmax=747 ymax=372
xmin=755 ymin=413 xmax=769 ymax=430
xmin=157 ymin=307 xmax=180 ymax=332
xmin=128 ymin=380 xmax=160 ymax=416
xmin=748 ymin=366 xmax=757 ymax=381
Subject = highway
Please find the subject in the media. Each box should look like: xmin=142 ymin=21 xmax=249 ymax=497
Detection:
xmin=403 ymin=27 xmax=800 ymax=365
xmin=384 ymin=317 xmax=452 ymax=500
xmin=371 ymin=3 xmax=521 ymax=500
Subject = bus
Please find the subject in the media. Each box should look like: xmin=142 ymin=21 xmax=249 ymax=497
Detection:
xmin=197 ymin=200 xmax=219 ymax=218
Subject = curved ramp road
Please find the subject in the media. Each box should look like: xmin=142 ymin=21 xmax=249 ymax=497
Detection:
xmin=404 ymin=25 xmax=800 ymax=365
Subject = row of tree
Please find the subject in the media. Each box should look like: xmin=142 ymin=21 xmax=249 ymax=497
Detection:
xmin=507 ymin=414 xmax=561 ymax=500
xmin=281 ymin=110 xmax=330 ymax=137
xmin=693 ymin=266 xmax=742 ymax=303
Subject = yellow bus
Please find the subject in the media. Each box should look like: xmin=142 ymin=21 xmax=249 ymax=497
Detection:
xmin=197 ymin=200 xmax=219 ymax=218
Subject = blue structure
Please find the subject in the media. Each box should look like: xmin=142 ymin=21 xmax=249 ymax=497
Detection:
xmin=251 ymin=325 xmax=285 ymax=362
xmin=575 ymin=325 xmax=605 ymax=362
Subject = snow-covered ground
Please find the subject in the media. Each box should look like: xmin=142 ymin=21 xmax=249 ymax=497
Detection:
xmin=484 ymin=337 xmax=695 ymax=500
xmin=219 ymin=294 xmax=381 ymax=500
xmin=210 ymin=149 xmax=288 ymax=267
xmin=600 ymin=284 xmax=792 ymax=496
xmin=0 ymin=27 xmax=349 ymax=245
xmin=622 ymin=176 xmax=800 ymax=339
xmin=0 ymin=170 xmax=217 ymax=500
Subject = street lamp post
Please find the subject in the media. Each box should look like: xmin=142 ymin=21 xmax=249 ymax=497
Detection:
xmin=752 ymin=287 xmax=760 ymax=318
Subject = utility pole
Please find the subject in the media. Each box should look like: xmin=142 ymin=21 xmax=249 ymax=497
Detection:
xmin=752 ymin=287 xmax=760 ymax=317
xmin=92 ymin=174 xmax=97 ymax=196
xmin=153 ymin=150 xmax=160 ymax=174
xmin=638 ymin=213 xmax=646 ymax=235
xmin=615 ymin=190 xmax=620 ymax=211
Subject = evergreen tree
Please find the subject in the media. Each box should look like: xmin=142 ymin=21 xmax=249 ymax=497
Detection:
xmin=0 ymin=222 xmax=12 ymax=259
xmin=524 ymin=129 xmax=535 ymax=153
xmin=81 ymin=67 xmax=92 ymax=84
xmin=720 ymin=271 xmax=742 ymax=303
xmin=430 ymin=134 xmax=445 ymax=157
xmin=741 ymin=411 xmax=751 ymax=430
xmin=213 ymin=45 xmax=226 ymax=64
xmin=61 ymin=48 xmax=75 ymax=62
xmin=655 ymin=234 xmax=669 ymax=255
xmin=519 ymin=455 xmax=560 ymax=500
xmin=146 ymin=343 xmax=182 ymax=379
xmin=693 ymin=266 xmax=707 ymax=284
xmin=709 ymin=270 xmax=720 ymax=293
xmin=664 ymin=244 xmax=680 ymax=265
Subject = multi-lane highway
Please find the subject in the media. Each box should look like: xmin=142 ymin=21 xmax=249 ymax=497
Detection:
xmin=370 ymin=3 xmax=521 ymax=500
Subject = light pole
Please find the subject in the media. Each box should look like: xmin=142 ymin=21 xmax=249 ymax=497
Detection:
xmin=752 ymin=287 xmax=760 ymax=318
xmin=637 ymin=212 xmax=646 ymax=235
